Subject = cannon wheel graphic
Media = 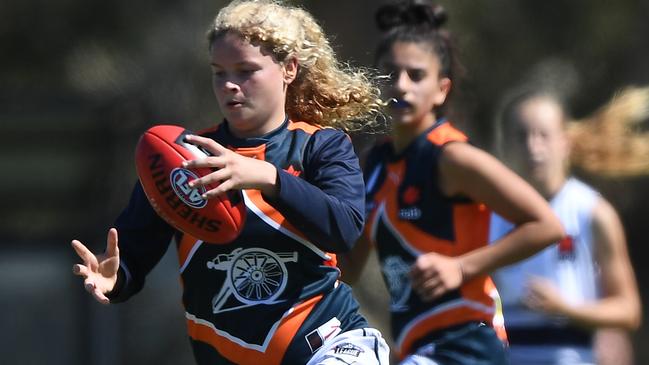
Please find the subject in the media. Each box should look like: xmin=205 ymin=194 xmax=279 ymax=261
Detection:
xmin=208 ymin=247 xmax=298 ymax=313
xmin=230 ymin=248 xmax=296 ymax=303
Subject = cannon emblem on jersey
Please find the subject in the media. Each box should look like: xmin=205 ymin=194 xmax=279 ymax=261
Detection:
xmin=207 ymin=247 xmax=298 ymax=313
xmin=382 ymin=255 xmax=412 ymax=312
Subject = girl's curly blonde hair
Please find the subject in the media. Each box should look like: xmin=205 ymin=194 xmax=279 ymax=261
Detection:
xmin=207 ymin=0 xmax=383 ymax=131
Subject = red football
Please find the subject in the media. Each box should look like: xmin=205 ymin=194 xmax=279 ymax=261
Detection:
xmin=135 ymin=125 xmax=245 ymax=244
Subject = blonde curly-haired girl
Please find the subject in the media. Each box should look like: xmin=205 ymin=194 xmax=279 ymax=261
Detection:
xmin=71 ymin=1 xmax=389 ymax=364
xmin=208 ymin=0 xmax=382 ymax=132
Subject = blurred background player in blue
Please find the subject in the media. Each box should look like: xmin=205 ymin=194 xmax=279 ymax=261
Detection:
xmin=491 ymin=84 xmax=647 ymax=364
xmin=70 ymin=0 xmax=390 ymax=364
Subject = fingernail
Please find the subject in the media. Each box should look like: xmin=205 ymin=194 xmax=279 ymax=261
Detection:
xmin=72 ymin=265 xmax=79 ymax=273
xmin=85 ymin=283 xmax=94 ymax=291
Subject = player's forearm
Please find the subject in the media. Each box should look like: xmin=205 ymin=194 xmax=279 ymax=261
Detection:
xmin=459 ymin=219 xmax=563 ymax=281
xmin=560 ymin=296 xmax=642 ymax=331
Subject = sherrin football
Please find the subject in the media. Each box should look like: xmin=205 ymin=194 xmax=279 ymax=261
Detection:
xmin=135 ymin=125 xmax=245 ymax=244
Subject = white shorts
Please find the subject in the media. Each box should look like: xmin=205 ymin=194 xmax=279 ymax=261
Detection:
xmin=306 ymin=328 xmax=390 ymax=365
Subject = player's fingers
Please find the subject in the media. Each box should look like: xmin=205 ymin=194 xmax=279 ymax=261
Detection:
xmin=190 ymin=168 xmax=230 ymax=189
xmin=92 ymin=288 xmax=111 ymax=305
xmin=203 ymin=180 xmax=235 ymax=199
xmin=431 ymin=285 xmax=447 ymax=300
xmin=71 ymin=240 xmax=99 ymax=269
xmin=72 ymin=264 xmax=90 ymax=278
xmin=184 ymin=135 xmax=228 ymax=155
xmin=84 ymin=278 xmax=97 ymax=293
xmin=418 ymin=276 xmax=442 ymax=293
xmin=418 ymin=281 xmax=443 ymax=302
xmin=410 ymin=266 xmax=437 ymax=289
xmin=182 ymin=156 xmax=225 ymax=170
xmin=105 ymin=228 xmax=119 ymax=258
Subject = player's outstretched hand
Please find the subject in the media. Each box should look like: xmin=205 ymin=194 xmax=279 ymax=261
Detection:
xmin=71 ymin=228 xmax=120 ymax=305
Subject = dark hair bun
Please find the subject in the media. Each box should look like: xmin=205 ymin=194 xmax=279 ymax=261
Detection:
xmin=376 ymin=0 xmax=447 ymax=32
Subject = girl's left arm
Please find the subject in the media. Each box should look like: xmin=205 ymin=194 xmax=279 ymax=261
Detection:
xmin=270 ymin=129 xmax=365 ymax=253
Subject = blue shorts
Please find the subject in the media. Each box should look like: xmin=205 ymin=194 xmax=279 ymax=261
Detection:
xmin=400 ymin=322 xmax=508 ymax=365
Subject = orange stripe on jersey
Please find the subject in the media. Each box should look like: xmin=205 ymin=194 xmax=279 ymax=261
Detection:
xmin=177 ymin=234 xmax=201 ymax=268
xmin=187 ymin=294 xmax=323 ymax=365
xmin=243 ymin=190 xmax=333 ymax=261
xmin=232 ymin=144 xmax=266 ymax=160
xmin=287 ymin=120 xmax=321 ymax=135
xmin=426 ymin=122 xmax=468 ymax=146
xmin=245 ymin=189 xmax=307 ymax=240
xmin=460 ymin=276 xmax=494 ymax=309
xmin=452 ymin=203 xmax=490 ymax=254
xmin=398 ymin=303 xmax=493 ymax=358
xmin=384 ymin=194 xmax=456 ymax=255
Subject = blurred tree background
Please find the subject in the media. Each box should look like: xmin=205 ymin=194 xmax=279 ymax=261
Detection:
xmin=1 ymin=0 xmax=648 ymax=364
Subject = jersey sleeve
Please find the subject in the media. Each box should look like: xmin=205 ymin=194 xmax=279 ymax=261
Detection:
xmin=269 ymin=128 xmax=365 ymax=253
xmin=107 ymin=182 xmax=176 ymax=303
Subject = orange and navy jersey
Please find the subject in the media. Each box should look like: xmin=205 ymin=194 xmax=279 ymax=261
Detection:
xmin=363 ymin=120 xmax=496 ymax=357
xmin=110 ymin=118 xmax=368 ymax=365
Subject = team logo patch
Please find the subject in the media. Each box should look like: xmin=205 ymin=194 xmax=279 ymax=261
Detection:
xmin=207 ymin=247 xmax=298 ymax=313
xmin=398 ymin=207 xmax=421 ymax=220
xmin=400 ymin=186 xmax=421 ymax=219
xmin=170 ymin=168 xmax=207 ymax=208
xmin=557 ymin=235 xmax=576 ymax=260
xmin=402 ymin=186 xmax=421 ymax=205
xmin=333 ymin=343 xmax=364 ymax=357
